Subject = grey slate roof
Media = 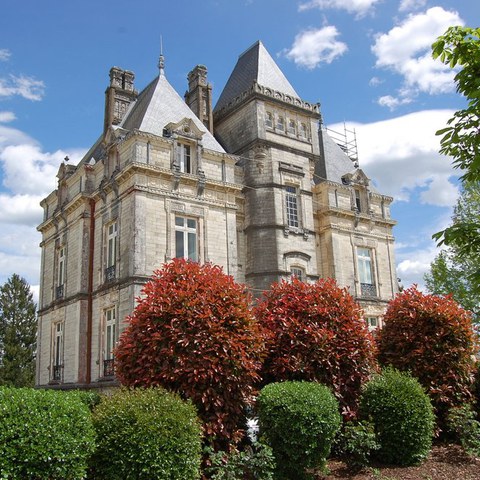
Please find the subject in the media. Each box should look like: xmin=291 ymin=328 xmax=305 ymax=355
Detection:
xmin=121 ymin=71 xmax=225 ymax=153
xmin=319 ymin=129 xmax=358 ymax=184
xmin=214 ymin=41 xmax=299 ymax=113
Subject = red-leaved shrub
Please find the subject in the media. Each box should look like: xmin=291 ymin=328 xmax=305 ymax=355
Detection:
xmin=377 ymin=286 xmax=478 ymax=426
xmin=115 ymin=259 xmax=265 ymax=445
xmin=255 ymin=277 xmax=377 ymax=418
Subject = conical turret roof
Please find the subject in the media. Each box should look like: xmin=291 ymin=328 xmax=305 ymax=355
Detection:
xmin=214 ymin=41 xmax=299 ymax=113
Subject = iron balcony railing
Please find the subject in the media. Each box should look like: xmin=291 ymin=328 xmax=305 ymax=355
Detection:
xmin=103 ymin=358 xmax=115 ymax=377
xmin=360 ymin=283 xmax=377 ymax=297
xmin=52 ymin=364 xmax=63 ymax=382
xmin=105 ymin=265 xmax=116 ymax=282
xmin=56 ymin=284 xmax=64 ymax=299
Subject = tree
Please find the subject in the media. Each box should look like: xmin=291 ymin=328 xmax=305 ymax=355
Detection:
xmin=0 ymin=274 xmax=37 ymax=387
xmin=432 ymin=27 xmax=480 ymax=258
xmin=425 ymin=183 xmax=480 ymax=322
xmin=254 ymin=277 xmax=377 ymax=418
xmin=377 ymin=286 xmax=477 ymax=428
xmin=115 ymin=259 xmax=265 ymax=445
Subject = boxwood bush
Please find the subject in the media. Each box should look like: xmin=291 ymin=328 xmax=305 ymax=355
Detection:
xmin=0 ymin=386 xmax=95 ymax=479
xmin=258 ymin=381 xmax=341 ymax=480
xmin=360 ymin=368 xmax=434 ymax=466
xmin=90 ymin=387 xmax=202 ymax=480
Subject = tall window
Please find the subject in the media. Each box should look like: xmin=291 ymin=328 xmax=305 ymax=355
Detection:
xmin=103 ymin=307 xmax=116 ymax=377
xmin=355 ymin=189 xmax=362 ymax=212
xmin=56 ymin=246 xmax=66 ymax=299
xmin=288 ymin=119 xmax=296 ymax=135
xmin=265 ymin=111 xmax=273 ymax=128
xmin=175 ymin=216 xmax=198 ymax=261
xmin=276 ymin=116 xmax=285 ymax=131
xmin=299 ymin=122 xmax=307 ymax=138
xmin=285 ymin=186 xmax=299 ymax=228
xmin=365 ymin=317 xmax=378 ymax=330
xmin=357 ymin=247 xmax=376 ymax=297
xmin=177 ymin=143 xmax=191 ymax=173
xmin=106 ymin=222 xmax=117 ymax=281
xmin=52 ymin=322 xmax=63 ymax=381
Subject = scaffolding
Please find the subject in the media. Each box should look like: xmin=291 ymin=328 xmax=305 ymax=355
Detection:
xmin=325 ymin=123 xmax=359 ymax=167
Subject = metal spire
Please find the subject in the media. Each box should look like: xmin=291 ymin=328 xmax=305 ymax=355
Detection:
xmin=158 ymin=35 xmax=165 ymax=76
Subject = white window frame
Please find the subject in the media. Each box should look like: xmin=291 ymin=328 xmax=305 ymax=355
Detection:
xmin=177 ymin=143 xmax=192 ymax=173
xmin=288 ymin=119 xmax=296 ymax=135
xmin=53 ymin=322 xmax=64 ymax=367
xmin=366 ymin=317 xmax=378 ymax=330
xmin=357 ymin=248 xmax=374 ymax=285
xmin=290 ymin=266 xmax=304 ymax=281
xmin=299 ymin=122 xmax=307 ymax=138
xmin=276 ymin=115 xmax=285 ymax=132
xmin=285 ymin=185 xmax=300 ymax=228
xmin=175 ymin=216 xmax=198 ymax=261
xmin=107 ymin=221 xmax=118 ymax=269
xmin=57 ymin=246 xmax=66 ymax=287
xmin=104 ymin=307 xmax=117 ymax=362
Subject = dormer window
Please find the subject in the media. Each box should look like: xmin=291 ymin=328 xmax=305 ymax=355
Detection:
xmin=355 ymin=189 xmax=362 ymax=212
xmin=177 ymin=143 xmax=192 ymax=173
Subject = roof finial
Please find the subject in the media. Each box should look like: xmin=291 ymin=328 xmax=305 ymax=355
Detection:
xmin=158 ymin=35 xmax=165 ymax=76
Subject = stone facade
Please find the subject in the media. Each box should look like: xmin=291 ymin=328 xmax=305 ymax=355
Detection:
xmin=36 ymin=41 xmax=397 ymax=388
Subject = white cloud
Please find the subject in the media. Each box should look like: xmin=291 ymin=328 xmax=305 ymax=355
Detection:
xmin=372 ymin=7 xmax=464 ymax=106
xmin=0 ymin=111 xmax=16 ymax=123
xmin=329 ymin=109 xmax=459 ymax=206
xmin=398 ymin=0 xmax=427 ymax=12
xmin=0 ymin=74 xmax=45 ymax=101
xmin=0 ymin=121 xmax=86 ymax=291
xmin=377 ymin=94 xmax=412 ymax=109
xmin=0 ymin=49 xmax=11 ymax=62
xmin=299 ymin=0 xmax=380 ymax=17
xmin=284 ymin=26 xmax=348 ymax=69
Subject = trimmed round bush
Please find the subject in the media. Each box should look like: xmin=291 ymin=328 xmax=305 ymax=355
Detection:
xmin=0 ymin=386 xmax=95 ymax=479
xmin=258 ymin=381 xmax=341 ymax=480
xmin=90 ymin=387 xmax=202 ymax=480
xmin=360 ymin=368 xmax=435 ymax=466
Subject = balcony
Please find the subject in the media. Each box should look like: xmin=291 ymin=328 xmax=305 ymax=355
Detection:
xmin=56 ymin=284 xmax=64 ymax=299
xmin=52 ymin=364 xmax=63 ymax=382
xmin=360 ymin=283 xmax=377 ymax=298
xmin=105 ymin=265 xmax=116 ymax=283
xmin=103 ymin=358 xmax=115 ymax=378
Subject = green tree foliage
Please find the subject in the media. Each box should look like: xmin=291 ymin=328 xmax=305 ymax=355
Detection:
xmin=255 ymin=277 xmax=377 ymax=418
xmin=377 ymin=286 xmax=477 ymax=427
xmin=426 ymin=182 xmax=480 ymax=321
xmin=0 ymin=274 xmax=37 ymax=387
xmin=91 ymin=387 xmax=202 ymax=480
xmin=115 ymin=259 xmax=265 ymax=445
xmin=257 ymin=381 xmax=341 ymax=480
xmin=432 ymin=27 xmax=480 ymax=259
xmin=360 ymin=368 xmax=435 ymax=466
xmin=0 ymin=387 xmax=95 ymax=479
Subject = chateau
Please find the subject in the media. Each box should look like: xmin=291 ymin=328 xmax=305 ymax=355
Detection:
xmin=36 ymin=41 xmax=398 ymax=388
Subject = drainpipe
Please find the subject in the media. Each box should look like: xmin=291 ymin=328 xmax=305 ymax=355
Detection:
xmin=86 ymin=198 xmax=95 ymax=384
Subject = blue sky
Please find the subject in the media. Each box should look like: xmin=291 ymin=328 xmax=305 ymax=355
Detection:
xmin=0 ymin=0 xmax=478 ymax=298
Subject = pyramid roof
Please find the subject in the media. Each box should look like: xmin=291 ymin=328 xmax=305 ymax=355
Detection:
xmin=121 ymin=70 xmax=224 ymax=153
xmin=214 ymin=41 xmax=299 ymax=113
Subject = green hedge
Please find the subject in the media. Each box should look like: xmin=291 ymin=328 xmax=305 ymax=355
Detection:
xmin=258 ymin=381 xmax=341 ymax=480
xmin=0 ymin=387 xmax=95 ymax=479
xmin=360 ymin=368 xmax=434 ymax=466
xmin=90 ymin=387 xmax=202 ymax=480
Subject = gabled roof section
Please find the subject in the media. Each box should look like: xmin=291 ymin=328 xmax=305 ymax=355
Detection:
xmin=214 ymin=41 xmax=299 ymax=113
xmin=121 ymin=72 xmax=224 ymax=153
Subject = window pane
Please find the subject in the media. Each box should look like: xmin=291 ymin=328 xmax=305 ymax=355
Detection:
xmin=286 ymin=186 xmax=299 ymax=228
xmin=175 ymin=216 xmax=184 ymax=226
xmin=176 ymin=230 xmax=184 ymax=258
xmin=188 ymin=232 xmax=197 ymax=261
xmin=187 ymin=218 xmax=196 ymax=229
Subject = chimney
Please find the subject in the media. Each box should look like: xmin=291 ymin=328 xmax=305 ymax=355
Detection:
xmin=185 ymin=65 xmax=213 ymax=133
xmin=104 ymin=67 xmax=137 ymax=134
